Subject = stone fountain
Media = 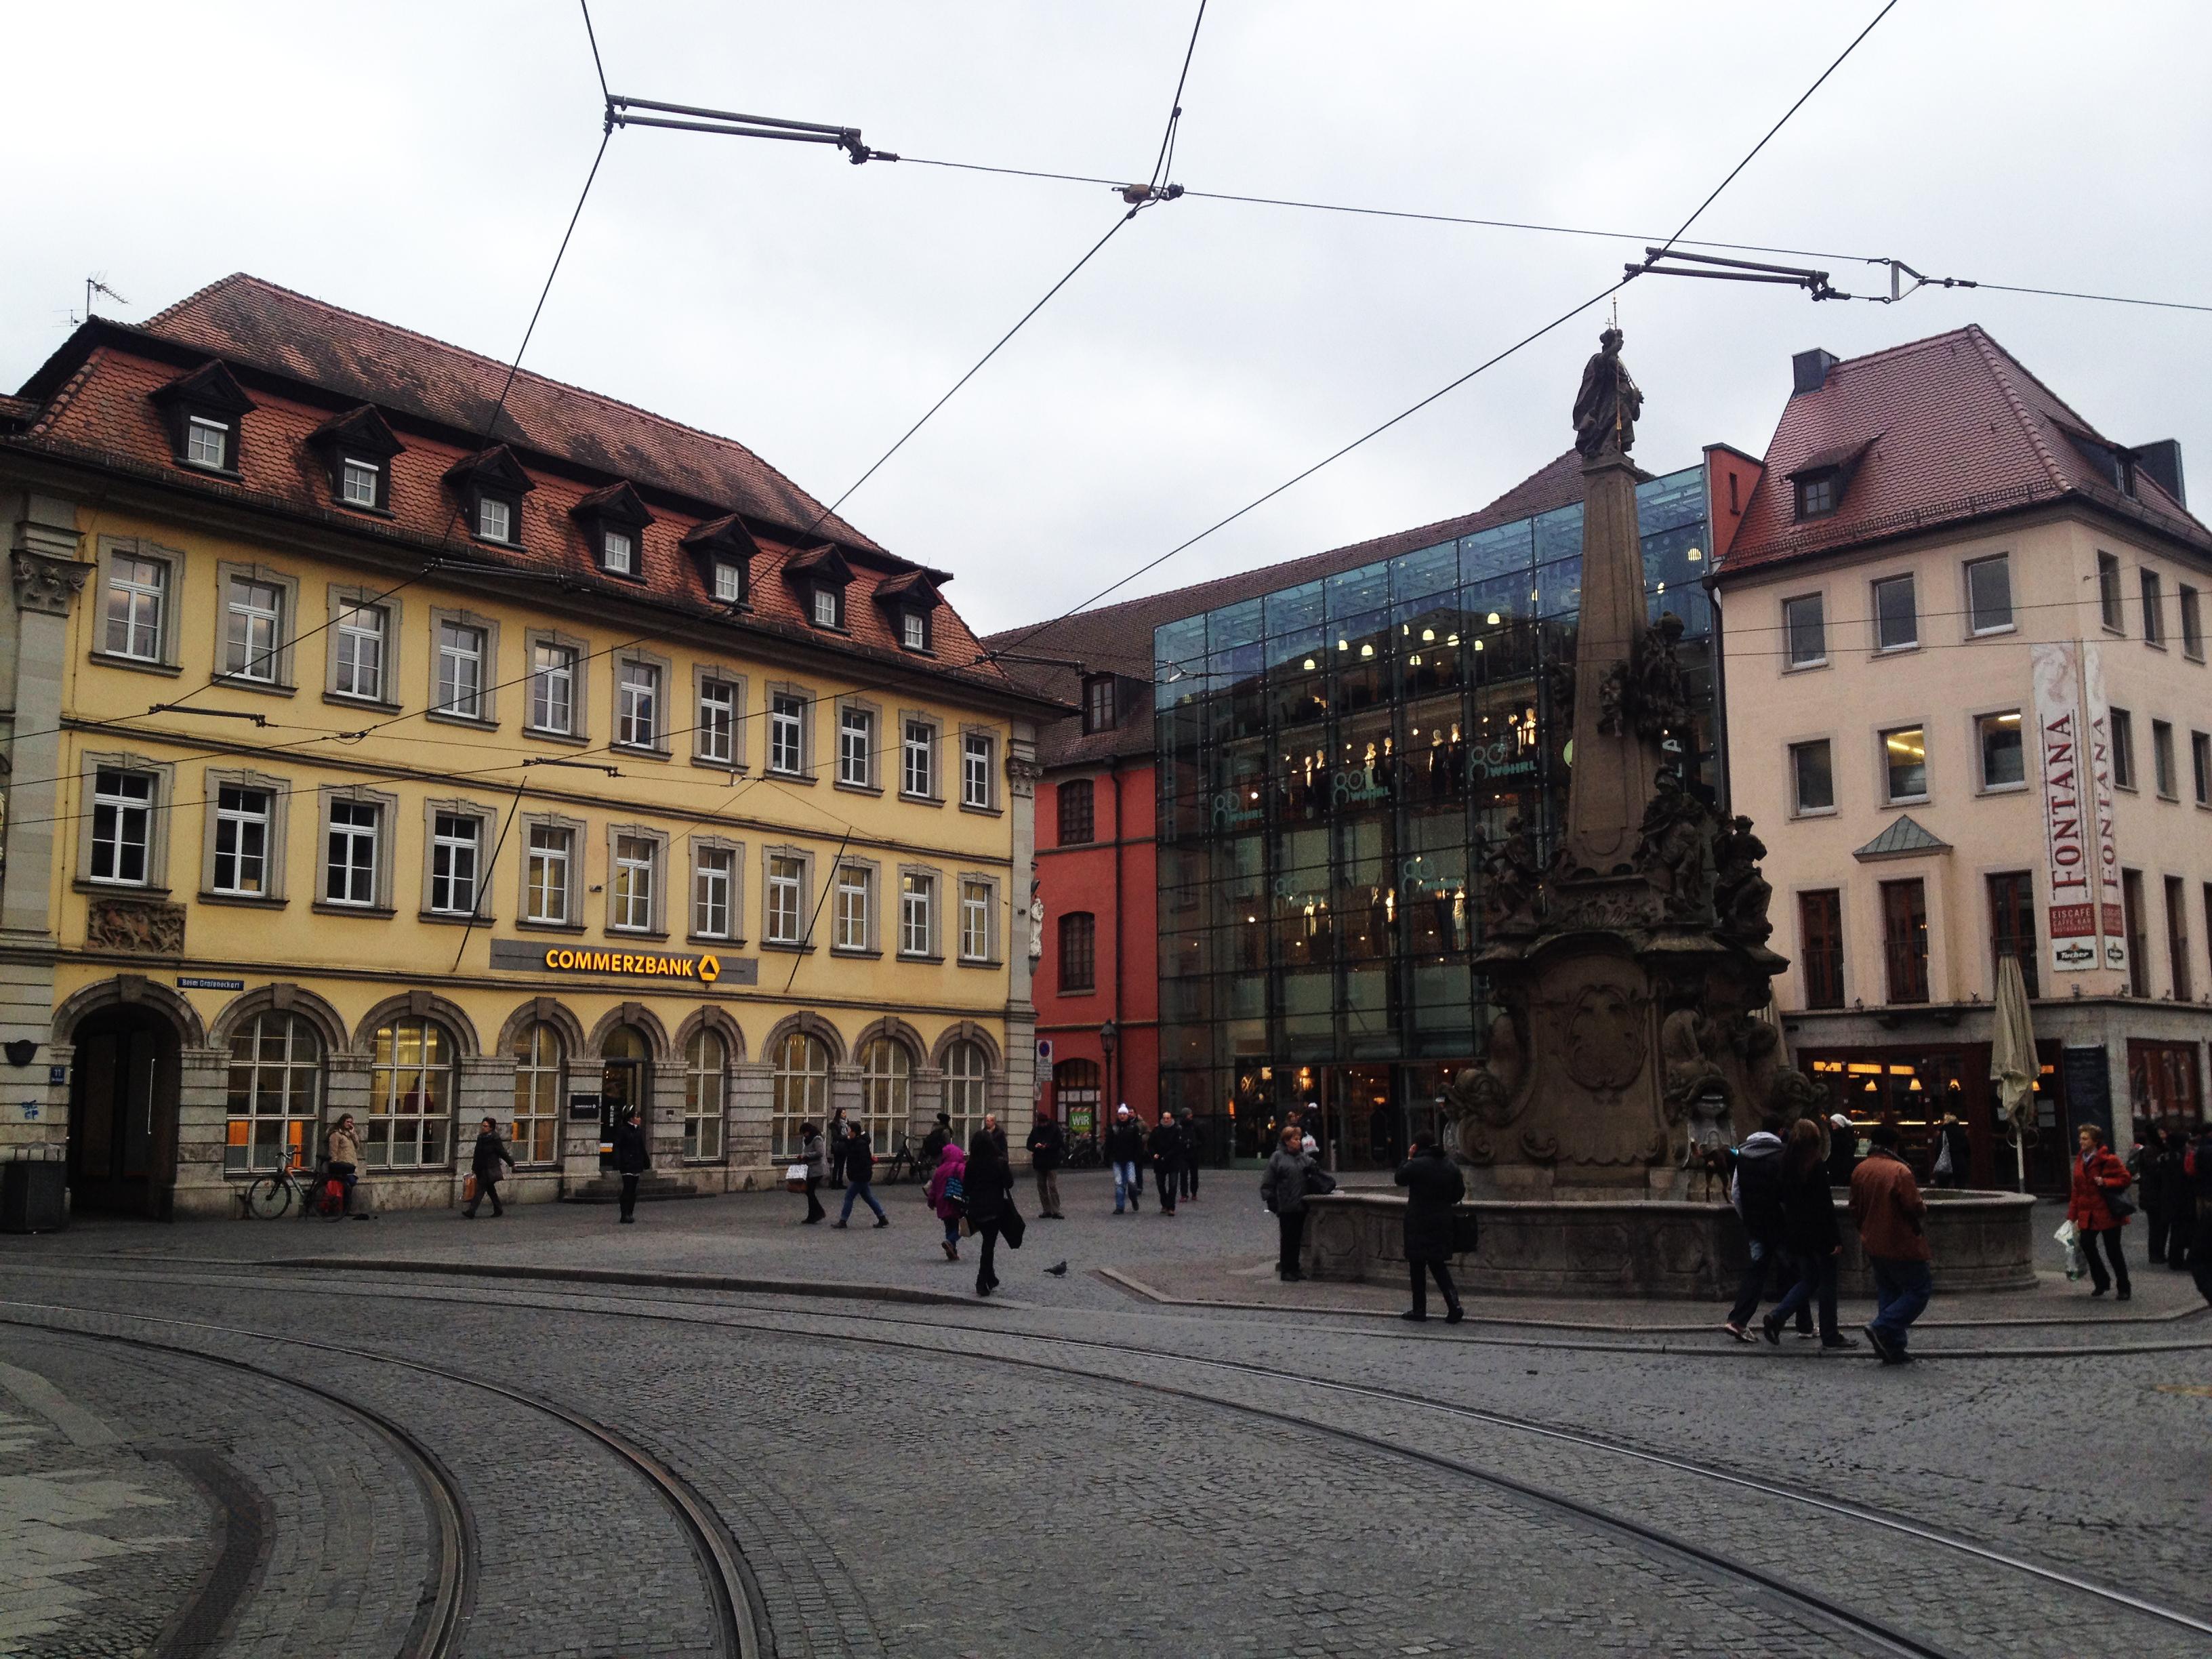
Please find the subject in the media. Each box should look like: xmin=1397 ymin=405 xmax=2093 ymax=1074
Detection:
xmin=1300 ymin=329 xmax=2035 ymax=1296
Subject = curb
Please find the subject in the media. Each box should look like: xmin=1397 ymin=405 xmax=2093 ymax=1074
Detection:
xmin=268 ymin=1256 xmax=977 ymax=1308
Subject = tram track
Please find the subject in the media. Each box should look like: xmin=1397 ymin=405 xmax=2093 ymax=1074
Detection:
xmin=0 ymin=1303 xmax=767 ymax=1659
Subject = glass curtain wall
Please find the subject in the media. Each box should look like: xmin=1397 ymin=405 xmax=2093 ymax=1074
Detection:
xmin=1155 ymin=465 xmax=1715 ymax=1165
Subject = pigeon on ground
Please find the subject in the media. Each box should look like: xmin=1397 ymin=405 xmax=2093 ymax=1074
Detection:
xmin=1046 ymin=1261 xmax=1069 ymax=1277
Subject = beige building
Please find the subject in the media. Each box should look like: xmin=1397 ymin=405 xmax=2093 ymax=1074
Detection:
xmin=1713 ymin=328 xmax=2211 ymax=1187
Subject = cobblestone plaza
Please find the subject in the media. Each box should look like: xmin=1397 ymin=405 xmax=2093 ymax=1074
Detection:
xmin=1 ymin=1176 xmax=2205 ymax=1658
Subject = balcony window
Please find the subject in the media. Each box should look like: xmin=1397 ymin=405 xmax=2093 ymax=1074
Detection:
xmin=1799 ymin=889 xmax=1843 ymax=1008
xmin=1881 ymin=878 xmax=1930 ymax=1004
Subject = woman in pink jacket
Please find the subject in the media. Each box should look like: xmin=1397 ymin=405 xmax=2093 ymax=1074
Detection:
xmin=926 ymin=1141 xmax=968 ymax=1262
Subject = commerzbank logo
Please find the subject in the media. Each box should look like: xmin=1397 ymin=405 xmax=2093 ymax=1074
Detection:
xmin=698 ymin=953 xmax=722 ymax=985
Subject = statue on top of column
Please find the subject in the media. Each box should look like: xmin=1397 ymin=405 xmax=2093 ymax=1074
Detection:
xmin=1572 ymin=326 xmax=1643 ymax=459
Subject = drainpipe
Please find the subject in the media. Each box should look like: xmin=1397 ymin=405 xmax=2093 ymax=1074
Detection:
xmin=1109 ymin=755 xmax=1124 ymax=1108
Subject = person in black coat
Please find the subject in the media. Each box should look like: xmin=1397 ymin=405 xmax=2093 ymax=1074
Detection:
xmin=963 ymin=1128 xmax=1019 ymax=1296
xmin=827 ymin=1107 xmax=851 ymax=1189
xmin=1103 ymin=1107 xmax=1147 ymax=1213
xmin=1761 ymin=1118 xmax=1856 ymax=1349
xmin=1147 ymin=1113 xmax=1185 ymax=1216
xmin=1824 ymin=1113 xmax=1858 ymax=1190
xmin=1025 ymin=1112 xmax=1065 ymax=1218
xmin=834 ymin=1122 xmax=889 ymax=1228
xmin=1394 ymin=1132 xmax=1465 ymax=1322
xmin=612 ymin=1108 xmax=649 ymax=1223
xmin=462 ymin=1116 xmax=514 ymax=1218
xmin=1179 ymin=1108 xmax=1202 ymax=1202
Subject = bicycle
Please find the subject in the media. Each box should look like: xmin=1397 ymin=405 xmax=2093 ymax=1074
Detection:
xmin=884 ymin=1137 xmax=930 ymax=1185
xmin=244 ymin=1155 xmax=347 ymax=1221
xmin=1063 ymin=1136 xmax=1103 ymax=1171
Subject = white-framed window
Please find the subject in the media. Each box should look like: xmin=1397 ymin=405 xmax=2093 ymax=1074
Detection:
xmin=769 ymin=692 xmax=804 ymax=775
xmin=341 ymin=458 xmax=380 ymax=508
xmin=367 ymin=1016 xmax=453 ymax=1168
xmin=436 ymin=621 xmax=486 ymax=718
xmin=1872 ymin=573 xmax=1917 ymax=651
xmin=333 ymin=603 xmax=386 ymax=701
xmin=617 ymin=659 xmax=661 ymax=748
xmin=104 ymin=554 xmax=167 ymax=661
xmin=529 ymin=641 xmax=576 ymax=735
xmin=89 ymin=769 xmax=153 ymax=885
xmin=959 ymin=878 xmax=992 ymax=962
xmin=772 ymin=1031 xmax=831 ymax=1159
xmin=525 ymin=823 xmax=571 ymax=923
xmin=224 ymin=577 xmax=283 ymax=682
xmin=612 ymin=834 xmax=656 ymax=932
xmin=225 ymin=1010 xmax=323 ymax=1173
xmin=834 ymin=863 xmax=871 ymax=951
xmin=2112 ymin=708 xmax=2137 ymax=788
xmin=430 ymin=813 xmax=481 ymax=916
xmin=697 ymin=678 xmax=735 ymax=764
xmin=712 ymin=560 xmax=745 ymax=604
xmin=2142 ymin=569 xmax=2166 ymax=645
xmin=857 ymin=1038 xmax=911 ymax=1154
xmin=2153 ymin=719 xmax=2177 ymax=798
xmin=684 ymin=1028 xmax=726 ymax=1161
xmin=1965 ymin=555 xmax=2013 ymax=634
xmin=1977 ymin=712 xmax=2026 ymax=790
xmin=185 ymin=415 xmax=230 ymax=470
xmin=510 ymin=1021 xmax=564 ymax=1165
xmin=476 ymin=495 xmax=512 ymax=544
xmin=1882 ymin=726 xmax=1929 ymax=803
xmin=812 ymin=585 xmax=841 ymax=628
xmin=961 ymin=732 xmax=994 ymax=808
xmin=766 ymin=854 xmax=805 ymax=944
xmin=603 ymin=528 xmax=635 ymax=575
xmin=1789 ymin=739 xmax=1835 ymax=815
xmin=838 ymin=706 xmax=873 ymax=787
xmin=325 ymin=798 xmax=380 ymax=905
xmin=2098 ymin=551 xmax=2124 ymax=632
xmin=900 ymin=871 xmax=934 ymax=957
xmin=1782 ymin=594 xmax=1826 ymax=668
xmin=693 ymin=846 xmax=735 ymax=939
xmin=902 ymin=720 xmax=934 ymax=797
xmin=901 ymin=611 xmax=928 ymax=651
xmin=211 ymin=785 xmax=271 ymax=896
xmin=943 ymin=1038 xmax=988 ymax=1148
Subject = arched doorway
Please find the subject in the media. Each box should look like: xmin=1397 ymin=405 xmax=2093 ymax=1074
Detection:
xmin=599 ymin=1025 xmax=651 ymax=1169
xmin=66 ymin=1006 xmax=182 ymax=1217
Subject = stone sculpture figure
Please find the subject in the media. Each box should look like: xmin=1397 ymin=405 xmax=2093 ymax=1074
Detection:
xmin=1660 ymin=1006 xmax=1728 ymax=1124
xmin=1480 ymin=819 xmax=1545 ymax=933
xmin=1572 ymin=326 xmax=1643 ymax=459
xmin=1712 ymin=815 xmax=1775 ymax=941
xmin=1634 ymin=773 xmax=1716 ymax=920
xmin=1631 ymin=612 xmax=1692 ymax=743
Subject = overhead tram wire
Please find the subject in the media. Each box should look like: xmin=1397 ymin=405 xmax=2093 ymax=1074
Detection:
xmin=981 ymin=0 xmax=1904 ymax=667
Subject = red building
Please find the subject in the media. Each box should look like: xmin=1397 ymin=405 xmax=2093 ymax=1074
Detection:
xmin=986 ymin=453 xmax=1582 ymax=1155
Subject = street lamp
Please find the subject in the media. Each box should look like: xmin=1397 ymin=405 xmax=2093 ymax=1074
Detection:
xmin=1099 ymin=1019 xmax=1119 ymax=1123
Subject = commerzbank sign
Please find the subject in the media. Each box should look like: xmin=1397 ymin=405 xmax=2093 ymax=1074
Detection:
xmin=487 ymin=939 xmax=760 ymax=986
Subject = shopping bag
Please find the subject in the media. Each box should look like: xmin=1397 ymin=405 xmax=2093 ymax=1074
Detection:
xmin=2054 ymin=1218 xmax=2085 ymax=1280
xmin=1001 ymin=1207 xmax=1026 ymax=1250
xmin=785 ymin=1163 xmax=809 ymax=1193
xmin=462 ymin=1174 xmax=478 ymax=1204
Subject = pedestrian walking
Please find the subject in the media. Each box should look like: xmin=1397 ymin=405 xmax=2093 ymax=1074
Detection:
xmin=920 ymin=1111 xmax=954 ymax=1171
xmin=1105 ymin=1105 xmax=1146 ymax=1214
xmin=2068 ymin=1125 xmax=2133 ymax=1299
xmin=834 ymin=1122 xmax=890 ymax=1229
xmin=1179 ymin=1108 xmax=1202 ymax=1202
xmin=827 ymin=1107 xmax=852 ymax=1188
xmin=1850 ymin=1124 xmax=1932 ymax=1364
xmin=1824 ymin=1113 xmax=1858 ymax=1189
xmin=1762 ymin=1119 xmax=1856 ymax=1349
xmin=1148 ymin=1111 xmax=1185 ymax=1216
xmin=964 ymin=1126 xmax=1019 ymax=1296
xmin=926 ymin=1139 xmax=968 ymax=1261
xmin=1722 ymin=1115 xmax=1788 ymax=1342
xmin=1261 ymin=1127 xmax=1325 ymax=1282
xmin=1933 ymin=1111 xmax=1971 ymax=1189
xmin=798 ymin=1122 xmax=827 ymax=1223
xmin=1394 ymin=1131 xmax=1465 ymax=1323
xmin=325 ymin=1112 xmax=369 ymax=1219
xmin=1025 ymin=1111 xmax=1065 ymax=1218
xmin=462 ymin=1116 xmax=514 ymax=1218
xmin=980 ymin=1113 xmax=1009 ymax=1162
xmin=2184 ymin=1120 xmax=2212 ymax=1307
xmin=2141 ymin=1124 xmax=2188 ymax=1269
xmin=613 ymin=1107 xmax=649 ymax=1224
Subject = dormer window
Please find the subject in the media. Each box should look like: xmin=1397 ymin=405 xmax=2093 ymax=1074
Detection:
xmin=1083 ymin=674 xmax=1118 ymax=735
xmin=901 ymin=610 xmax=930 ymax=652
xmin=309 ymin=404 xmax=402 ymax=513
xmin=478 ymin=495 xmax=514 ymax=543
xmin=813 ymin=584 xmax=844 ymax=629
xmin=341 ymin=458 xmax=381 ymax=508
xmin=570 ymin=480 xmax=653 ymax=581
xmin=150 ymin=359 xmax=254 ymax=477
xmin=603 ymin=528 xmax=635 ymax=575
xmin=871 ymin=565 xmax=945 ymax=654
xmin=1797 ymin=472 xmax=1837 ymax=518
xmin=445 ymin=446 xmax=535 ymax=550
xmin=186 ymin=416 xmax=231 ymax=470
xmin=682 ymin=514 xmax=761 ymax=610
xmin=712 ymin=560 xmax=745 ymax=604
xmin=784 ymin=543 xmax=855 ymax=630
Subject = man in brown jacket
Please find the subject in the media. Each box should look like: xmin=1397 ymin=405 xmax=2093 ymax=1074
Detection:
xmin=1849 ymin=1124 xmax=1929 ymax=1365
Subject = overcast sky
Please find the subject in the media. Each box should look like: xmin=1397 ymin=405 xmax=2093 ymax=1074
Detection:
xmin=9 ymin=2 xmax=2208 ymax=640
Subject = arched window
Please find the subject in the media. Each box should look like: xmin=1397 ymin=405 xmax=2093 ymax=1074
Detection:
xmin=684 ymin=1028 xmax=726 ymax=1161
xmin=943 ymin=1038 xmax=989 ymax=1150
xmin=369 ymin=1017 xmax=454 ymax=1168
xmin=226 ymin=1011 xmax=321 ymax=1173
xmin=772 ymin=1030 xmax=831 ymax=1159
xmin=858 ymin=1036 xmax=912 ymax=1153
xmin=510 ymin=1021 xmax=564 ymax=1165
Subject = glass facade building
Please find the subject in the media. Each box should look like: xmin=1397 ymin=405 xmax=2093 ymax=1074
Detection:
xmin=1153 ymin=463 xmax=1717 ymax=1166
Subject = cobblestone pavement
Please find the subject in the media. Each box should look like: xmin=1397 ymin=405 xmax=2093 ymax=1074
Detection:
xmin=1 ymin=1187 xmax=2206 ymax=1658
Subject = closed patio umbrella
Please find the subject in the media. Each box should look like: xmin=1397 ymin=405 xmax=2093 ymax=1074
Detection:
xmin=1990 ymin=953 xmax=2039 ymax=1192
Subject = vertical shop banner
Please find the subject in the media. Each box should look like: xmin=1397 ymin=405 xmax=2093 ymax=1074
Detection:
xmin=2030 ymin=642 xmax=2097 ymax=972
xmin=2079 ymin=643 xmax=2128 ymax=973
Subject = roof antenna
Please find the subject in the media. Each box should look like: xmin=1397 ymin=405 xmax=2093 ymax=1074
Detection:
xmin=85 ymin=274 xmax=129 ymax=319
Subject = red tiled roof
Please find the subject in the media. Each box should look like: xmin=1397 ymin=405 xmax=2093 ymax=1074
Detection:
xmin=986 ymin=448 xmax=1599 ymax=766
xmin=7 ymin=283 xmax=1031 ymax=698
xmin=1719 ymin=325 xmax=2212 ymax=576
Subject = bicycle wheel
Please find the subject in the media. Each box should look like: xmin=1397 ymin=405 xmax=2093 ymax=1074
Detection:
xmin=245 ymin=1174 xmax=293 ymax=1219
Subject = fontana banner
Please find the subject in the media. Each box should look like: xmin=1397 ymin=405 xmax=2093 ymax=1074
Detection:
xmin=2030 ymin=642 xmax=2098 ymax=973
xmin=2080 ymin=643 xmax=2129 ymax=973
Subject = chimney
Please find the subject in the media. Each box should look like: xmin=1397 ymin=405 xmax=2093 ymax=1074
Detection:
xmin=2129 ymin=440 xmax=2185 ymax=506
xmin=1792 ymin=348 xmax=1839 ymax=396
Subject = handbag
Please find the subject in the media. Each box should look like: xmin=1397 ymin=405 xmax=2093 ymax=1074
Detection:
xmin=462 ymin=1174 xmax=478 ymax=1204
xmin=2104 ymin=1187 xmax=2137 ymax=1221
xmin=1303 ymin=1166 xmax=1338 ymax=1197
xmin=1450 ymin=1208 xmax=1481 ymax=1256
xmin=785 ymin=1163 xmax=809 ymax=1193
xmin=1001 ymin=1207 xmax=1026 ymax=1250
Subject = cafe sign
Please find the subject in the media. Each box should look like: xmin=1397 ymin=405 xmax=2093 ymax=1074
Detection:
xmin=2030 ymin=642 xmax=2103 ymax=975
xmin=487 ymin=939 xmax=758 ymax=986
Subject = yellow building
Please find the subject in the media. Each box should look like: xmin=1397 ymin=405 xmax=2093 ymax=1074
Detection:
xmin=0 ymin=275 xmax=1057 ymax=1218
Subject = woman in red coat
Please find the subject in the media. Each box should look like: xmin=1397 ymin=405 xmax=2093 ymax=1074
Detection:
xmin=2068 ymin=1126 xmax=2133 ymax=1299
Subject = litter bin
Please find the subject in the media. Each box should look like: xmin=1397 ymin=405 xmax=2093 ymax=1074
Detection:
xmin=0 ymin=1160 xmax=67 ymax=1233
